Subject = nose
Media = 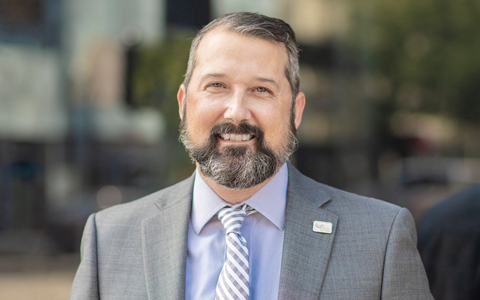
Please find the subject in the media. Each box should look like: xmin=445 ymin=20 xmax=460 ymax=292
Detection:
xmin=223 ymin=90 xmax=252 ymax=122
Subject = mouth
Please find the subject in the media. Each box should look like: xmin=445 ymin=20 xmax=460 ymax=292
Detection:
xmin=218 ymin=133 xmax=255 ymax=142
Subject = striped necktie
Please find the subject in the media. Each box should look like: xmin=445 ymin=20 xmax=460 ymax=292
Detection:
xmin=215 ymin=205 xmax=255 ymax=300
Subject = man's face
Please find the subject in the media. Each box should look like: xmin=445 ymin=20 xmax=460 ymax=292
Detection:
xmin=178 ymin=28 xmax=305 ymax=189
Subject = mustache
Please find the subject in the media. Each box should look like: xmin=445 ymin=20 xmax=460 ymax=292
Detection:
xmin=210 ymin=122 xmax=263 ymax=138
xmin=191 ymin=122 xmax=266 ymax=165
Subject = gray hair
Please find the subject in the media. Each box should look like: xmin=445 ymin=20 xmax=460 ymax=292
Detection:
xmin=183 ymin=12 xmax=300 ymax=99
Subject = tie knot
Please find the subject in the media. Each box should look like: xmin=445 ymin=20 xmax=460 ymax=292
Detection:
xmin=218 ymin=206 xmax=248 ymax=234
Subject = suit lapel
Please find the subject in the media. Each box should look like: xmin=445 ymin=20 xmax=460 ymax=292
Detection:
xmin=278 ymin=164 xmax=338 ymax=300
xmin=139 ymin=165 xmax=337 ymax=299
xmin=142 ymin=176 xmax=194 ymax=300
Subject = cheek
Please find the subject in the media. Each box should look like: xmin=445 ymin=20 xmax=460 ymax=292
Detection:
xmin=185 ymin=103 xmax=221 ymax=140
xmin=188 ymin=96 xmax=225 ymax=122
xmin=254 ymin=105 xmax=291 ymax=142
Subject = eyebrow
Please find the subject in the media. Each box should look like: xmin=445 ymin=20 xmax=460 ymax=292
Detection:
xmin=196 ymin=73 xmax=225 ymax=88
xmin=255 ymin=77 xmax=280 ymax=89
xmin=200 ymin=73 xmax=225 ymax=80
xmin=198 ymin=73 xmax=280 ymax=89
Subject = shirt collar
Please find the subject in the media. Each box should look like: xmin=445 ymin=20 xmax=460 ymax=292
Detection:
xmin=191 ymin=163 xmax=288 ymax=235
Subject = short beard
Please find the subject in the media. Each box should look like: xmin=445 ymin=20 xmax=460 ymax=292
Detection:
xmin=180 ymin=117 xmax=297 ymax=189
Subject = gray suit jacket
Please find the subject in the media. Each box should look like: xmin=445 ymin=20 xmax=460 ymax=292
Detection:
xmin=70 ymin=163 xmax=433 ymax=299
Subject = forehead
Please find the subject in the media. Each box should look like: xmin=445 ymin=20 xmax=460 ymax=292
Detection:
xmin=192 ymin=28 xmax=289 ymax=83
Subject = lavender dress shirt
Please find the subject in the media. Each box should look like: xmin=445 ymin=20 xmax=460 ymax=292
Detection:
xmin=185 ymin=163 xmax=288 ymax=300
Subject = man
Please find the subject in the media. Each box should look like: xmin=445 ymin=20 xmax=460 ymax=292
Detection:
xmin=71 ymin=12 xmax=433 ymax=299
xmin=418 ymin=183 xmax=480 ymax=300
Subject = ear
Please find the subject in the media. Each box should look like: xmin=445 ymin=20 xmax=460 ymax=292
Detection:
xmin=177 ymin=83 xmax=186 ymax=120
xmin=294 ymin=92 xmax=306 ymax=129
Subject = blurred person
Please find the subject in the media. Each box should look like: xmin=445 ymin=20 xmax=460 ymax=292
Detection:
xmin=70 ymin=12 xmax=433 ymax=299
xmin=418 ymin=183 xmax=480 ymax=300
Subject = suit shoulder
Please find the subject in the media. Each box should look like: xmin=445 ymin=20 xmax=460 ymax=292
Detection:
xmin=324 ymin=182 xmax=401 ymax=213
xmin=288 ymin=163 xmax=402 ymax=218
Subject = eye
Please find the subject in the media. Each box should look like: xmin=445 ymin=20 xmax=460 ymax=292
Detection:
xmin=208 ymin=82 xmax=224 ymax=88
xmin=255 ymin=87 xmax=270 ymax=93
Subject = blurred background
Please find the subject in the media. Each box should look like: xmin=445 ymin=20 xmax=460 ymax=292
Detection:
xmin=1 ymin=0 xmax=479 ymax=299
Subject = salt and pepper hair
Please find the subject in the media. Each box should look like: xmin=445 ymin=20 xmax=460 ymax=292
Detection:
xmin=183 ymin=12 xmax=300 ymax=99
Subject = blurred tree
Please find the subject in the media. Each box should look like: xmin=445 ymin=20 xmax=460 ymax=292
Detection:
xmin=132 ymin=31 xmax=196 ymax=183
xmin=349 ymin=0 xmax=480 ymax=122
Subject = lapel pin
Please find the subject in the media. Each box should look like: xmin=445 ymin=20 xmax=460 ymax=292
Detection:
xmin=313 ymin=221 xmax=332 ymax=234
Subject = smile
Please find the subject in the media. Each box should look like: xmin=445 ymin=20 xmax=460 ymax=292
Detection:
xmin=219 ymin=133 xmax=254 ymax=141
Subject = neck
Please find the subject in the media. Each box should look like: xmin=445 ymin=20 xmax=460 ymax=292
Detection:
xmin=197 ymin=165 xmax=277 ymax=204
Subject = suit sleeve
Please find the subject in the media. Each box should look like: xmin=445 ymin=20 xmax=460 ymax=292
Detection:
xmin=70 ymin=214 xmax=100 ymax=300
xmin=381 ymin=208 xmax=434 ymax=299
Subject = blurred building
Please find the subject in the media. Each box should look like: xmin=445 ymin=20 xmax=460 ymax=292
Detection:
xmin=0 ymin=0 xmax=166 ymax=253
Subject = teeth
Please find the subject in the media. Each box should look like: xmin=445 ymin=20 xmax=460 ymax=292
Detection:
xmin=220 ymin=133 xmax=253 ymax=141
